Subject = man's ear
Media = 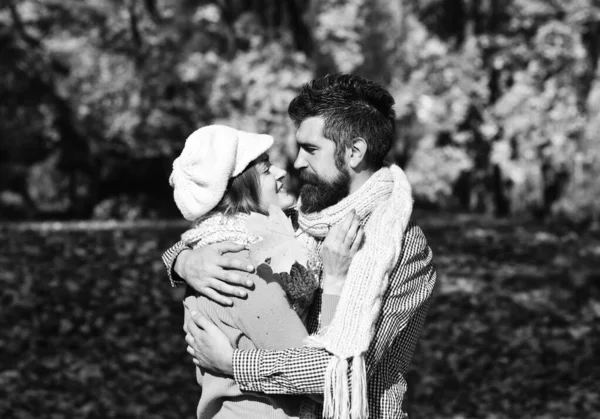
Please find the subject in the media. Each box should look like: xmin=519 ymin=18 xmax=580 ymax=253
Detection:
xmin=348 ymin=137 xmax=368 ymax=169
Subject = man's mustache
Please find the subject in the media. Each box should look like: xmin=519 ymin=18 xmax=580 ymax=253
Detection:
xmin=299 ymin=170 xmax=322 ymax=184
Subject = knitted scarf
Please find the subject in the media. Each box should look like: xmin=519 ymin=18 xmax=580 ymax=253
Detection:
xmin=181 ymin=213 xmax=259 ymax=249
xmin=296 ymin=165 xmax=413 ymax=419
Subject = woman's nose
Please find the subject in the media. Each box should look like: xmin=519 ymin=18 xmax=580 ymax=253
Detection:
xmin=272 ymin=165 xmax=287 ymax=180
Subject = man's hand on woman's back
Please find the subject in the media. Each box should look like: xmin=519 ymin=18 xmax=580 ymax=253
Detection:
xmin=175 ymin=242 xmax=256 ymax=306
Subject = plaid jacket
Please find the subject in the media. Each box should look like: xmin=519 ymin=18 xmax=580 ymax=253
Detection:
xmin=162 ymin=221 xmax=436 ymax=418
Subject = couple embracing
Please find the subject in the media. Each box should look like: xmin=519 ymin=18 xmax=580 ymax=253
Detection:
xmin=162 ymin=74 xmax=437 ymax=419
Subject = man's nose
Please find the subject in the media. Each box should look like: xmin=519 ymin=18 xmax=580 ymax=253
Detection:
xmin=294 ymin=155 xmax=307 ymax=170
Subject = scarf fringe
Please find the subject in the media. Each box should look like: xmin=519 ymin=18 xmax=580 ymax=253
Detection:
xmin=321 ymin=354 xmax=368 ymax=419
xmin=323 ymin=357 xmax=348 ymax=419
xmin=351 ymin=356 xmax=368 ymax=419
xmin=322 ymin=357 xmax=336 ymax=418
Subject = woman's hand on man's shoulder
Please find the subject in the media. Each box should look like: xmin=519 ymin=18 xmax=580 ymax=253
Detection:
xmin=321 ymin=210 xmax=364 ymax=295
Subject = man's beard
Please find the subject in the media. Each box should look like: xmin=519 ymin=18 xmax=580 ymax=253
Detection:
xmin=299 ymin=168 xmax=351 ymax=214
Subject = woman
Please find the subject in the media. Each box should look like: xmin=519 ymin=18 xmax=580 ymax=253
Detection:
xmin=169 ymin=125 xmax=361 ymax=419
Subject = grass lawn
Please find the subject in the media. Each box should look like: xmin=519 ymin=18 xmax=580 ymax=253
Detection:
xmin=1 ymin=213 xmax=598 ymax=419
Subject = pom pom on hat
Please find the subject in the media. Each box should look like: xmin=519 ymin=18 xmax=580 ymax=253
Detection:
xmin=170 ymin=125 xmax=274 ymax=221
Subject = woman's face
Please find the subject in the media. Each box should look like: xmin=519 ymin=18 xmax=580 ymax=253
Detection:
xmin=257 ymin=157 xmax=296 ymax=211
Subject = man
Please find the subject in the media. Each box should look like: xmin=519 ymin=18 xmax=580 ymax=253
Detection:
xmin=162 ymin=74 xmax=436 ymax=418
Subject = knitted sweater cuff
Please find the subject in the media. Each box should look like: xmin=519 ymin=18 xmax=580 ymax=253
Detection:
xmin=320 ymin=294 xmax=340 ymax=328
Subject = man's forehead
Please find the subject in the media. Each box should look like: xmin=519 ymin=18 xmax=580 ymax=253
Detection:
xmin=296 ymin=117 xmax=326 ymax=144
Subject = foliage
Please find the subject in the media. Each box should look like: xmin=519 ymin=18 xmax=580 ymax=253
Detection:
xmin=405 ymin=213 xmax=600 ymax=418
xmin=1 ymin=215 xmax=599 ymax=418
xmin=389 ymin=0 xmax=600 ymax=220
xmin=1 ymin=0 xmax=600 ymax=224
xmin=205 ymin=41 xmax=312 ymax=166
xmin=0 ymin=0 xmax=310 ymax=218
xmin=552 ymin=68 xmax=600 ymax=225
xmin=311 ymin=0 xmax=365 ymax=74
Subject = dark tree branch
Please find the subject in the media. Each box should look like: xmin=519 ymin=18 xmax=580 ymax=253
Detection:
xmin=7 ymin=1 xmax=70 ymax=75
xmin=286 ymin=0 xmax=313 ymax=55
xmin=128 ymin=1 xmax=143 ymax=49
xmin=8 ymin=0 xmax=41 ymax=48
xmin=143 ymin=0 xmax=162 ymax=23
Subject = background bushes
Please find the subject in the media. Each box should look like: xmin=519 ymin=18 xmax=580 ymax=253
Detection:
xmin=1 ymin=0 xmax=599 ymax=225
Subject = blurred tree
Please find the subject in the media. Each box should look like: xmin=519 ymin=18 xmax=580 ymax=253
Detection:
xmin=308 ymin=0 xmax=404 ymax=84
xmin=0 ymin=0 xmax=599 ymax=224
xmin=388 ymin=0 xmax=600 ymax=222
xmin=0 ymin=0 xmax=312 ymax=218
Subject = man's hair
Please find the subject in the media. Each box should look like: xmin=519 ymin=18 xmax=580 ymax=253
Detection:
xmin=288 ymin=73 xmax=396 ymax=169
xmin=198 ymin=158 xmax=267 ymax=222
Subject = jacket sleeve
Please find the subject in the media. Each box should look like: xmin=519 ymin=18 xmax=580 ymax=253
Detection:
xmin=362 ymin=222 xmax=436 ymax=378
xmin=232 ymin=222 xmax=436 ymax=395
xmin=161 ymin=240 xmax=190 ymax=287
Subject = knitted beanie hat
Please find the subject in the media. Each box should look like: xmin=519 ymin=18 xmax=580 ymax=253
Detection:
xmin=170 ymin=125 xmax=274 ymax=221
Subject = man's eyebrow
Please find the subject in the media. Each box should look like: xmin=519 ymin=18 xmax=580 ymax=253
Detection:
xmin=296 ymin=138 xmax=317 ymax=148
